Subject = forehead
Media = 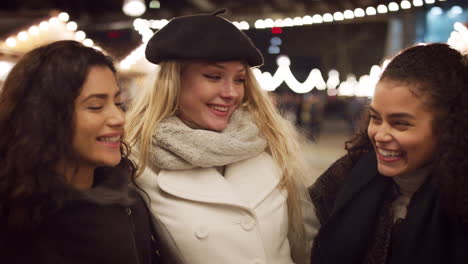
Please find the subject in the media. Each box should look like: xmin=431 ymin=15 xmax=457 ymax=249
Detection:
xmin=371 ymin=80 xmax=431 ymax=115
xmin=79 ymin=66 xmax=118 ymax=96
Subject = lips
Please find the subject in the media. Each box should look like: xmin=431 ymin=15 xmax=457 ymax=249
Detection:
xmin=376 ymin=147 xmax=403 ymax=162
xmin=378 ymin=148 xmax=402 ymax=157
xmin=96 ymin=134 xmax=122 ymax=149
xmin=97 ymin=135 xmax=120 ymax=143
xmin=208 ymin=104 xmax=228 ymax=112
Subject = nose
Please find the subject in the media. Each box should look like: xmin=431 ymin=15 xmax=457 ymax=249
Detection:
xmin=108 ymin=105 xmax=125 ymax=127
xmin=220 ymin=80 xmax=239 ymax=99
xmin=373 ymin=125 xmax=392 ymax=142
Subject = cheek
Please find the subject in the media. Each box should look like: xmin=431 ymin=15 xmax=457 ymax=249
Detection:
xmin=179 ymin=91 xmax=199 ymax=112
xmin=181 ymin=80 xmax=209 ymax=101
xmin=396 ymin=131 xmax=435 ymax=160
xmin=178 ymin=94 xmax=189 ymax=110
xmin=71 ymin=132 xmax=89 ymax=160
xmin=367 ymin=124 xmax=375 ymax=140
xmin=73 ymin=114 xmax=98 ymax=143
xmin=416 ymin=132 xmax=437 ymax=155
xmin=405 ymin=137 xmax=437 ymax=169
xmin=72 ymin=125 xmax=91 ymax=149
xmin=239 ymin=87 xmax=245 ymax=100
xmin=235 ymin=86 xmax=245 ymax=106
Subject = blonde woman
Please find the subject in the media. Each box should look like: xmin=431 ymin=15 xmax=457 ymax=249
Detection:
xmin=126 ymin=10 xmax=318 ymax=264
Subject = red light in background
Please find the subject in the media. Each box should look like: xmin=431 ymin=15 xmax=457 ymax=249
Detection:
xmin=107 ymin=31 xmax=121 ymax=39
xmin=271 ymin=27 xmax=282 ymax=34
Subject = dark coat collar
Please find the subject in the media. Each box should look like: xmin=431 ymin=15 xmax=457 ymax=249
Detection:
xmin=61 ymin=166 xmax=134 ymax=207
xmin=312 ymin=151 xmax=468 ymax=264
xmin=330 ymin=151 xmax=387 ymax=218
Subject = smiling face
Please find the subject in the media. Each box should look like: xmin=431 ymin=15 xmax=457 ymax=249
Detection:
xmin=367 ymin=79 xmax=437 ymax=178
xmin=178 ymin=60 xmax=246 ymax=131
xmin=72 ymin=66 xmax=125 ymax=170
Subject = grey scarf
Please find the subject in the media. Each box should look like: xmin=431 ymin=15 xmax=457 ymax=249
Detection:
xmin=150 ymin=109 xmax=267 ymax=170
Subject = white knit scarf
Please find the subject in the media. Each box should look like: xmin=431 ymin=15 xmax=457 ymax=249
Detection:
xmin=149 ymin=109 xmax=268 ymax=170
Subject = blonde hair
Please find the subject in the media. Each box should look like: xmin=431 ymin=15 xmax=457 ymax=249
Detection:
xmin=126 ymin=60 xmax=309 ymax=264
xmin=126 ymin=61 xmax=182 ymax=173
xmin=243 ymin=67 xmax=309 ymax=264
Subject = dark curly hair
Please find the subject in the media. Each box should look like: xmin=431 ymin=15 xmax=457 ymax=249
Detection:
xmin=345 ymin=43 xmax=468 ymax=226
xmin=0 ymin=40 xmax=136 ymax=234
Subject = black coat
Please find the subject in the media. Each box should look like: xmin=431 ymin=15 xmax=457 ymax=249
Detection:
xmin=309 ymin=151 xmax=468 ymax=264
xmin=1 ymin=167 xmax=169 ymax=264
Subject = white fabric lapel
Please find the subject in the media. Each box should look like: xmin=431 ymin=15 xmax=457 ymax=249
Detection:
xmin=158 ymin=167 xmax=247 ymax=207
xmin=224 ymin=152 xmax=281 ymax=208
xmin=157 ymin=152 xmax=282 ymax=209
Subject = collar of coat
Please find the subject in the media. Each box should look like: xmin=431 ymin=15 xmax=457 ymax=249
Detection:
xmin=312 ymin=151 xmax=468 ymax=264
xmin=156 ymin=152 xmax=283 ymax=209
xmin=329 ymin=151 xmax=386 ymax=217
xmin=59 ymin=166 xmax=135 ymax=207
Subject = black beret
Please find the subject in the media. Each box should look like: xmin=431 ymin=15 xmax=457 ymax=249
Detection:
xmin=145 ymin=9 xmax=263 ymax=67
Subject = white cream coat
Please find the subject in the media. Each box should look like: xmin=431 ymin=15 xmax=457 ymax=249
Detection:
xmin=138 ymin=152 xmax=316 ymax=264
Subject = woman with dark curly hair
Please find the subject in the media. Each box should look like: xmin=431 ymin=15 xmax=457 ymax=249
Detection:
xmin=0 ymin=40 xmax=169 ymax=263
xmin=309 ymin=43 xmax=468 ymax=264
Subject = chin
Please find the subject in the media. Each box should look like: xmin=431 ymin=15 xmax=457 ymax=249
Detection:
xmin=99 ymin=157 xmax=122 ymax=167
xmin=377 ymin=165 xmax=402 ymax=177
xmin=213 ymin=125 xmax=228 ymax=131
xmin=214 ymin=126 xmax=228 ymax=132
xmin=205 ymin=122 xmax=228 ymax=131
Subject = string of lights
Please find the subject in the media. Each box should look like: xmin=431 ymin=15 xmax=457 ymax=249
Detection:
xmin=0 ymin=12 xmax=101 ymax=53
xmin=123 ymin=0 xmax=450 ymax=71
xmin=133 ymin=0 xmax=447 ymax=35
xmin=252 ymin=55 xmax=386 ymax=96
xmin=254 ymin=21 xmax=466 ymax=97
xmin=0 ymin=12 xmax=106 ymax=85
xmin=0 ymin=1 xmax=458 ymax=97
xmin=122 ymin=0 xmax=460 ymax=97
xmin=123 ymin=20 xmax=467 ymax=97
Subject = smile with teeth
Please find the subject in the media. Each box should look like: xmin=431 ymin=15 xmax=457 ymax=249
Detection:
xmin=208 ymin=104 xmax=228 ymax=112
xmin=378 ymin=148 xmax=402 ymax=158
xmin=97 ymin=136 xmax=120 ymax=143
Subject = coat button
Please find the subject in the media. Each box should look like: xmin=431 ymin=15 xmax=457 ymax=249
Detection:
xmin=194 ymin=226 xmax=209 ymax=239
xmin=241 ymin=215 xmax=255 ymax=231
xmin=250 ymin=258 xmax=264 ymax=264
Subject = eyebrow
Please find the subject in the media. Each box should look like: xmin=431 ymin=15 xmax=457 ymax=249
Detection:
xmin=81 ymin=91 xmax=121 ymax=103
xmin=208 ymin=63 xmax=246 ymax=72
xmin=369 ymin=106 xmax=415 ymax=119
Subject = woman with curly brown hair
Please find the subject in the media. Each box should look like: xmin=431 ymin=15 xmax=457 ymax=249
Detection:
xmin=309 ymin=43 xmax=468 ymax=264
xmin=0 ymin=40 xmax=170 ymax=263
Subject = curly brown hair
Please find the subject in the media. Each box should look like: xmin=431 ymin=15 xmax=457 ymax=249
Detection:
xmin=345 ymin=43 xmax=468 ymax=226
xmin=0 ymin=41 xmax=136 ymax=234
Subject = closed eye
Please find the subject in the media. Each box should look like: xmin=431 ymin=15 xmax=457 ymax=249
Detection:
xmin=202 ymin=74 xmax=221 ymax=80
xmin=116 ymin=102 xmax=126 ymax=112
xmin=87 ymin=106 xmax=102 ymax=110
xmin=393 ymin=121 xmax=411 ymax=127
xmin=235 ymin=78 xmax=245 ymax=84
